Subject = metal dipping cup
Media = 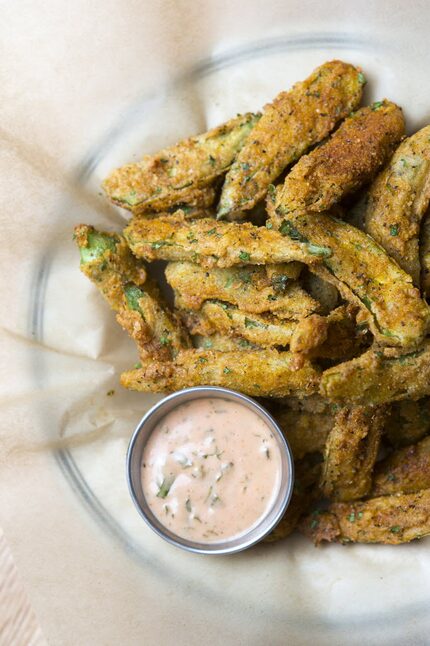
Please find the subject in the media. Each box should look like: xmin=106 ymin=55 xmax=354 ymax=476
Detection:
xmin=126 ymin=386 xmax=294 ymax=555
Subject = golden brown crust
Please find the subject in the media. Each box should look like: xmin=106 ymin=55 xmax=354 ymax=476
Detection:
xmin=181 ymin=301 xmax=297 ymax=348
xmin=74 ymin=224 xmax=190 ymax=360
xmin=385 ymin=398 xmax=430 ymax=448
xmin=290 ymin=314 xmax=328 ymax=353
xmin=365 ymin=125 xmax=430 ymax=285
xmin=372 ymin=436 xmax=430 ymax=496
xmin=217 ymin=60 xmax=363 ymax=219
xmin=420 ymin=210 xmax=430 ymax=296
xmin=321 ymin=341 xmax=430 ymax=405
xmin=166 ymin=262 xmax=319 ymax=320
xmin=103 ymin=113 xmax=259 ymax=214
xmin=276 ymin=409 xmax=333 ymax=459
xmin=124 ymin=214 xmax=324 ymax=267
xmin=300 ymin=489 xmax=430 ymax=544
xmin=269 ymin=212 xmax=430 ymax=347
xmin=120 ymin=348 xmax=320 ymax=398
xmin=275 ymin=101 xmax=405 ymax=216
xmin=320 ymin=406 xmax=385 ymax=501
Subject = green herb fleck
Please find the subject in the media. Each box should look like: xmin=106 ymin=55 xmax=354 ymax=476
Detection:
xmin=203 ymin=339 xmax=213 ymax=349
xmin=266 ymin=221 xmax=273 ymax=229
xmin=134 ymin=362 xmax=142 ymax=369
xmin=244 ymin=317 xmax=259 ymax=328
xmin=207 ymin=228 xmax=217 ymax=235
xmin=241 ymin=162 xmax=250 ymax=171
xmin=358 ymin=72 xmax=366 ymax=85
xmin=310 ymin=519 xmax=319 ymax=529
xmin=159 ymin=335 xmax=171 ymax=345
xmin=348 ymin=512 xmax=356 ymax=522
xmin=371 ymin=101 xmax=384 ymax=111
xmin=239 ymin=251 xmax=251 ymax=262
xmin=156 ymin=475 xmax=175 ymax=499
xmin=223 ymin=367 xmax=232 ymax=374
xmin=124 ymin=284 xmax=144 ymax=315
xmin=390 ymin=525 xmax=401 ymax=533
xmin=151 ymin=240 xmax=172 ymax=250
xmin=208 ymin=155 xmax=216 ymax=166
xmin=390 ymin=224 xmax=399 ymax=236
xmin=307 ymin=243 xmax=332 ymax=257
xmin=279 ymin=219 xmax=307 ymax=242
xmin=198 ymin=357 xmax=208 ymax=363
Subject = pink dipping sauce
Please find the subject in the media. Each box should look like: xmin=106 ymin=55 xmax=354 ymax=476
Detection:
xmin=141 ymin=398 xmax=282 ymax=543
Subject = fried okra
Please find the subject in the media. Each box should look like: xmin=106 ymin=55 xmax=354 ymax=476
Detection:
xmin=74 ymin=224 xmax=189 ymax=360
xmin=321 ymin=341 xmax=430 ymax=405
xmin=372 ymin=436 xmax=430 ymax=496
xmin=267 ymin=211 xmax=430 ymax=347
xmin=364 ymin=125 xmax=430 ymax=285
xmin=301 ymin=489 xmax=430 ymax=545
xmin=320 ymin=405 xmax=385 ymax=501
xmin=166 ymin=262 xmax=319 ymax=320
xmin=274 ymin=101 xmax=404 ymax=216
xmin=120 ymin=349 xmax=320 ymax=398
xmin=124 ymin=214 xmax=327 ymax=267
xmin=217 ymin=60 xmax=363 ymax=219
xmin=103 ymin=113 xmax=260 ymax=214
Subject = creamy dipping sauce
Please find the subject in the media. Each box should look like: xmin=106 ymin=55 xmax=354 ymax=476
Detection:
xmin=141 ymin=398 xmax=282 ymax=543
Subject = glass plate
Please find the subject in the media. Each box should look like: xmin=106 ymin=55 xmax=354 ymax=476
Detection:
xmin=30 ymin=35 xmax=430 ymax=644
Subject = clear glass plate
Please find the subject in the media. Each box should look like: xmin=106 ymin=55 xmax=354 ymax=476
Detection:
xmin=30 ymin=35 xmax=430 ymax=644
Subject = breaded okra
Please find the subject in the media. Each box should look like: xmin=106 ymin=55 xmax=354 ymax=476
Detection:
xmin=182 ymin=301 xmax=297 ymax=348
xmin=166 ymin=261 xmax=319 ymax=320
xmin=364 ymin=125 xmax=430 ymax=285
xmin=103 ymin=112 xmax=260 ymax=214
xmin=217 ymin=60 xmax=364 ymax=219
xmin=300 ymin=488 xmax=430 ymax=545
xmin=274 ymin=101 xmax=404 ymax=217
xmin=125 ymin=214 xmax=430 ymax=347
xmin=320 ymin=340 xmax=430 ymax=405
xmin=372 ymin=436 xmax=430 ymax=496
xmin=74 ymin=224 xmax=190 ymax=360
xmin=120 ymin=349 xmax=320 ymax=398
xmin=320 ymin=405 xmax=385 ymax=501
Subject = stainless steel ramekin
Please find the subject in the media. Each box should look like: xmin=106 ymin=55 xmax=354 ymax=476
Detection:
xmin=126 ymin=386 xmax=294 ymax=555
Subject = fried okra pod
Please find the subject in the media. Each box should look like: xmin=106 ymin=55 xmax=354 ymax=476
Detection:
xmin=365 ymin=125 xmax=430 ymax=285
xmin=321 ymin=341 xmax=430 ymax=405
xmin=120 ymin=349 xmax=320 ymax=398
xmin=320 ymin=405 xmax=385 ymax=501
xmin=126 ymin=214 xmax=430 ymax=347
xmin=385 ymin=398 xmax=430 ymax=448
xmin=74 ymin=224 xmax=190 ymax=360
xmin=182 ymin=302 xmax=297 ymax=348
xmin=166 ymin=261 xmax=319 ymax=320
xmin=103 ymin=112 xmax=260 ymax=214
xmin=274 ymin=101 xmax=404 ymax=217
xmin=372 ymin=436 xmax=430 ymax=496
xmin=300 ymin=489 xmax=430 ymax=545
xmin=268 ymin=211 xmax=430 ymax=347
xmin=217 ymin=60 xmax=363 ymax=219
xmin=124 ymin=214 xmax=327 ymax=267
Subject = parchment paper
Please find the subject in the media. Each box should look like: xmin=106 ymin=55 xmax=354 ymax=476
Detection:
xmin=3 ymin=2 xmax=430 ymax=645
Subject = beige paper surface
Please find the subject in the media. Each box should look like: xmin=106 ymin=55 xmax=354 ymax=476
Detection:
xmin=3 ymin=2 xmax=430 ymax=645
xmin=0 ymin=529 xmax=46 ymax=646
